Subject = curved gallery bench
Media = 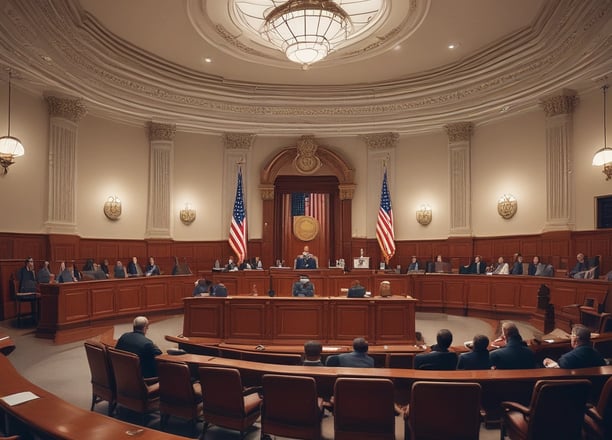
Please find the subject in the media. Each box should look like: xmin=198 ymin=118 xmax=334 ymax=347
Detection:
xmin=0 ymin=354 xmax=183 ymax=440
xmin=157 ymin=352 xmax=612 ymax=427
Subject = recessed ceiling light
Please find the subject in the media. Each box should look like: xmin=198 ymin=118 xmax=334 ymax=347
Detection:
xmin=448 ymin=43 xmax=459 ymax=50
xmin=203 ymin=57 xmax=212 ymax=63
xmin=394 ymin=45 xmax=401 ymax=51
xmin=500 ymin=105 xmax=511 ymax=113
xmin=41 ymin=55 xmax=53 ymax=63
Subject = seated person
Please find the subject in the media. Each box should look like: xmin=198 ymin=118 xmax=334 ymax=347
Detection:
xmin=127 ymin=256 xmax=142 ymax=277
xmin=114 ymin=260 xmax=127 ymax=278
xmin=211 ymin=283 xmax=228 ymax=297
xmin=414 ymin=329 xmax=458 ymax=370
xmin=302 ymin=340 xmax=324 ymax=366
xmin=37 ymin=260 xmax=53 ymax=284
xmin=543 ymin=324 xmax=606 ymax=369
xmin=100 ymin=259 xmax=110 ymax=278
xmin=457 ymin=334 xmax=491 ymax=370
xmin=57 ymin=261 xmax=77 ymax=283
xmin=145 ymin=256 xmax=160 ymax=276
xmin=528 ymin=256 xmax=547 ymax=276
xmin=407 ymin=256 xmax=420 ymax=272
xmin=292 ymin=274 xmax=315 ymax=297
xmin=171 ymin=256 xmax=192 ymax=275
xmin=489 ymin=322 xmax=536 ymax=369
xmin=18 ymin=257 xmax=37 ymax=292
xmin=569 ymin=253 xmax=590 ymax=279
xmin=327 ymin=337 xmax=374 ymax=367
xmin=489 ymin=256 xmax=509 ymax=274
xmin=463 ymin=255 xmax=486 ymax=274
xmin=347 ymin=279 xmax=366 ymax=298
xmin=379 ymin=280 xmax=392 ymax=297
xmin=82 ymin=258 xmax=95 ymax=272
xmin=510 ymin=253 xmax=524 ymax=275
xmin=225 ymin=256 xmax=238 ymax=272
xmin=193 ymin=278 xmax=212 ymax=296
xmin=295 ymin=245 xmax=317 ymax=269
xmin=434 ymin=255 xmax=452 ymax=273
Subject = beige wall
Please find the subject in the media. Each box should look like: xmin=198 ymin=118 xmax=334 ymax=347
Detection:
xmin=0 ymin=86 xmax=609 ymax=240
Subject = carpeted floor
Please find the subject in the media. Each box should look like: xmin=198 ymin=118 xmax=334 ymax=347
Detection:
xmin=0 ymin=313 xmax=539 ymax=439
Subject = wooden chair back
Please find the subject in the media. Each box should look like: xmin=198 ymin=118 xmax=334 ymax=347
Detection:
xmin=157 ymin=360 xmax=202 ymax=431
xmin=83 ymin=340 xmax=116 ymax=415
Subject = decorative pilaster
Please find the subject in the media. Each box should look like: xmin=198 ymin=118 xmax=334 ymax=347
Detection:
xmin=146 ymin=122 xmax=175 ymax=238
xmin=446 ymin=122 xmax=473 ymax=236
xmin=541 ymin=91 xmax=577 ymax=231
xmin=44 ymin=96 xmax=87 ymax=233
xmin=361 ymin=132 xmax=399 ymax=150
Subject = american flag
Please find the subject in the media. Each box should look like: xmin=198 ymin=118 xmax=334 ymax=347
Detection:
xmin=376 ymin=168 xmax=395 ymax=264
xmin=229 ymin=167 xmax=247 ymax=265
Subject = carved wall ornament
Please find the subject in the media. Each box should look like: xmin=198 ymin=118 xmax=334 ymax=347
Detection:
xmin=361 ymin=132 xmax=399 ymax=150
xmin=497 ymin=194 xmax=518 ymax=219
xmin=416 ymin=204 xmax=432 ymax=225
xmin=259 ymin=185 xmax=275 ymax=200
xmin=223 ymin=133 xmax=255 ymax=150
xmin=148 ymin=122 xmax=176 ymax=141
xmin=179 ymin=203 xmax=196 ymax=225
xmin=338 ymin=184 xmax=356 ymax=200
xmin=541 ymin=92 xmax=578 ymax=117
xmin=293 ymin=135 xmax=322 ymax=174
xmin=445 ymin=122 xmax=473 ymax=143
xmin=44 ymin=96 xmax=87 ymax=123
xmin=103 ymin=195 xmax=121 ymax=220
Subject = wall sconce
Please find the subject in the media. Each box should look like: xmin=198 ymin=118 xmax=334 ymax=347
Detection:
xmin=0 ymin=70 xmax=25 ymax=175
xmin=416 ymin=204 xmax=432 ymax=225
xmin=592 ymin=84 xmax=611 ymax=180
xmin=497 ymin=194 xmax=517 ymax=219
xmin=180 ymin=203 xmax=196 ymax=225
xmin=103 ymin=196 xmax=122 ymax=220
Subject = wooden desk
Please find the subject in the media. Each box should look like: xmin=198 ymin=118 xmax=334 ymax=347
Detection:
xmin=183 ymin=295 xmax=417 ymax=345
xmin=0 ymin=334 xmax=15 ymax=356
xmin=0 ymin=354 xmax=183 ymax=440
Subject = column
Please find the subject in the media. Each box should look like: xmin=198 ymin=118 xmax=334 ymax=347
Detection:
xmin=446 ymin=122 xmax=473 ymax=236
xmin=44 ymin=96 xmax=87 ymax=234
xmin=146 ymin=122 xmax=175 ymax=238
xmin=541 ymin=91 xmax=577 ymax=231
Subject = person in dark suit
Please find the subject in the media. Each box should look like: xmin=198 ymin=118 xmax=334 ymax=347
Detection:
xmin=17 ymin=257 xmax=37 ymax=292
xmin=115 ymin=316 xmax=162 ymax=379
xmin=225 ymin=256 xmax=238 ymax=271
xmin=543 ymin=324 xmax=606 ymax=369
xmin=211 ymin=283 xmax=228 ymax=297
xmin=145 ymin=256 xmax=160 ymax=276
xmin=327 ymin=337 xmax=374 ymax=367
xmin=127 ymin=256 xmax=142 ymax=277
xmin=414 ymin=329 xmax=458 ymax=370
xmin=114 ymin=260 xmax=127 ymax=278
xmin=528 ymin=255 xmax=546 ymax=276
xmin=192 ymin=278 xmax=212 ymax=296
xmin=489 ymin=322 xmax=535 ymax=369
xmin=292 ymin=275 xmax=315 ymax=297
xmin=407 ymin=256 xmax=420 ymax=272
xmin=510 ymin=253 xmax=524 ymax=275
xmin=457 ymin=334 xmax=491 ymax=370
xmin=37 ymin=260 xmax=52 ymax=283
xmin=302 ymin=340 xmax=324 ymax=366
xmin=465 ymin=255 xmax=486 ymax=274
xmin=347 ymin=280 xmax=366 ymax=298
xmin=295 ymin=245 xmax=317 ymax=269
xmin=569 ymin=252 xmax=590 ymax=278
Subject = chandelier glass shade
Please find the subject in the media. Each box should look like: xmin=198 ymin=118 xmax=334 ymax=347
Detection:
xmin=592 ymin=84 xmax=611 ymax=180
xmin=0 ymin=71 xmax=25 ymax=174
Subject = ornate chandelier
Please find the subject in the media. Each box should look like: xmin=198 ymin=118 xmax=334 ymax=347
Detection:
xmin=592 ymin=84 xmax=612 ymax=180
xmin=0 ymin=70 xmax=25 ymax=174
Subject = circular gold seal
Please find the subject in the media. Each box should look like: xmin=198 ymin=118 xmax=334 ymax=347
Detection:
xmin=293 ymin=216 xmax=319 ymax=241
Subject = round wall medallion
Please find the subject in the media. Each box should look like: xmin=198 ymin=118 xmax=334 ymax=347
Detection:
xmin=497 ymin=194 xmax=517 ymax=219
xmin=293 ymin=216 xmax=319 ymax=241
xmin=103 ymin=196 xmax=121 ymax=220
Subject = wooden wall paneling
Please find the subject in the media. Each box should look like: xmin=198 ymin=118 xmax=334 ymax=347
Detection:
xmin=90 ymin=286 xmax=115 ymax=317
xmin=271 ymin=299 xmax=325 ymax=343
xmin=466 ymin=278 xmax=491 ymax=313
xmin=48 ymin=234 xmax=80 ymax=262
xmin=517 ymin=280 xmax=541 ymax=312
xmin=183 ymin=297 xmax=224 ymax=339
xmin=61 ymin=288 xmax=90 ymax=323
xmin=331 ymin=302 xmax=371 ymax=342
xmin=142 ymin=281 xmax=168 ymax=309
xmin=145 ymin=239 xmax=173 ymax=258
xmin=225 ymin=299 xmax=267 ymax=342
xmin=444 ymin=277 xmax=466 ymax=314
xmin=0 ymin=260 xmax=21 ymax=320
xmin=115 ymin=283 xmax=142 ymax=313
xmin=520 ymin=238 xmax=539 ymax=259
xmin=490 ymin=280 xmax=519 ymax=314
xmin=375 ymin=300 xmax=415 ymax=343
xmin=414 ymin=277 xmax=444 ymax=311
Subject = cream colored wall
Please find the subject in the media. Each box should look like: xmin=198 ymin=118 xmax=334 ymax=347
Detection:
xmin=0 ymin=86 xmax=608 ymax=240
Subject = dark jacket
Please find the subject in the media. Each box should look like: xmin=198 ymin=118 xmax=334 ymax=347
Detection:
xmin=557 ymin=345 xmax=606 ymax=369
xmin=457 ymin=350 xmax=492 ymax=370
xmin=414 ymin=349 xmax=458 ymax=370
xmin=115 ymin=330 xmax=162 ymax=378
xmin=489 ymin=338 xmax=535 ymax=370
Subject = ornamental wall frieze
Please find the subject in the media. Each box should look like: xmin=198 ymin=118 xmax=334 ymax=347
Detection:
xmin=223 ymin=133 xmax=255 ymax=150
xmin=445 ymin=122 xmax=473 ymax=143
xmin=338 ymin=184 xmax=356 ymax=200
xmin=541 ymin=92 xmax=578 ymax=117
xmin=293 ymin=135 xmax=322 ymax=175
xmin=44 ymin=96 xmax=87 ymax=122
xmin=259 ymin=185 xmax=274 ymax=201
xmin=361 ymin=133 xmax=399 ymax=150
xmin=148 ymin=122 xmax=176 ymax=141
xmin=214 ymin=24 xmax=267 ymax=57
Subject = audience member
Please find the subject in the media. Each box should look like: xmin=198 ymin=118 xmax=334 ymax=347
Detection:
xmin=326 ymin=337 xmax=374 ymax=367
xmin=457 ymin=334 xmax=491 ymax=370
xmin=17 ymin=257 xmax=37 ymax=292
xmin=528 ymin=256 xmax=546 ymax=276
xmin=211 ymin=283 xmax=228 ymax=297
xmin=490 ymin=256 xmax=509 ymax=275
xmin=114 ymin=260 xmax=127 ymax=278
xmin=295 ymin=245 xmax=317 ymax=269
xmin=489 ymin=322 xmax=535 ymax=369
xmin=225 ymin=256 xmax=238 ymax=271
xmin=127 ymin=256 xmax=142 ymax=277
xmin=37 ymin=260 xmax=52 ymax=284
xmin=569 ymin=253 xmax=590 ymax=278
xmin=82 ymin=258 xmax=95 ymax=272
xmin=171 ymin=256 xmax=192 ymax=275
xmin=100 ymin=259 xmax=110 ymax=278
xmin=543 ymin=325 xmax=606 ymax=369
xmin=57 ymin=261 xmax=77 ymax=283
xmin=302 ymin=340 xmax=324 ymax=366
xmin=292 ymin=274 xmax=315 ymax=297
xmin=72 ymin=264 xmax=82 ymax=281
xmin=407 ymin=256 xmax=420 ymax=272
xmin=464 ymin=255 xmax=486 ymax=274
xmin=115 ymin=316 xmax=162 ymax=379
xmin=347 ymin=279 xmax=366 ymax=298
xmin=192 ymin=278 xmax=212 ymax=296
xmin=510 ymin=253 xmax=523 ymax=275
xmin=145 ymin=256 xmax=160 ymax=276
xmin=414 ymin=329 xmax=458 ymax=370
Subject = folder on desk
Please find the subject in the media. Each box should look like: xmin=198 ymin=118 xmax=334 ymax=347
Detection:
xmin=1 ymin=391 xmax=39 ymax=406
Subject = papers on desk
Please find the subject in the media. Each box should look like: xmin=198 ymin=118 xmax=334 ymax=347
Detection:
xmin=1 ymin=391 xmax=40 ymax=406
xmin=322 ymin=346 xmax=342 ymax=352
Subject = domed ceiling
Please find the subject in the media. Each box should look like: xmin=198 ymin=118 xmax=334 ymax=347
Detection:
xmin=0 ymin=0 xmax=610 ymax=135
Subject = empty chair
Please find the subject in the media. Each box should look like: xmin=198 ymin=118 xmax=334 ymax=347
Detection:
xmin=157 ymin=360 xmax=202 ymax=433
xmin=198 ymin=366 xmax=261 ymax=439
xmin=405 ymin=381 xmax=481 ymax=440
xmin=106 ymin=346 xmax=159 ymax=424
xmin=10 ymin=274 xmax=40 ymax=328
xmin=83 ymin=340 xmax=116 ymax=416
xmin=334 ymin=377 xmax=396 ymax=440
xmin=584 ymin=376 xmax=612 ymax=440
xmin=260 ymin=374 xmax=324 ymax=440
xmin=501 ymin=379 xmax=591 ymax=440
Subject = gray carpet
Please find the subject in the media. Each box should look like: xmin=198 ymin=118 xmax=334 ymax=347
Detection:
xmin=1 ymin=313 xmax=539 ymax=439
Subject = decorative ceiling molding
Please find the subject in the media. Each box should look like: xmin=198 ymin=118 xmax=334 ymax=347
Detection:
xmin=44 ymin=96 xmax=87 ymax=122
xmin=0 ymin=0 xmax=610 ymax=135
xmin=445 ymin=122 xmax=473 ymax=143
xmin=148 ymin=122 xmax=176 ymax=142
xmin=541 ymin=91 xmax=579 ymax=117
xmin=361 ymin=132 xmax=399 ymax=150
xmin=223 ymin=133 xmax=255 ymax=150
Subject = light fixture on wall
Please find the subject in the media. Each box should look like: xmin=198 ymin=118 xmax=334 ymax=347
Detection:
xmin=103 ymin=196 xmax=122 ymax=220
xmin=180 ymin=203 xmax=196 ymax=225
xmin=0 ymin=70 xmax=25 ymax=175
xmin=416 ymin=204 xmax=432 ymax=225
xmin=592 ymin=84 xmax=612 ymax=180
xmin=497 ymin=194 xmax=517 ymax=219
